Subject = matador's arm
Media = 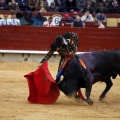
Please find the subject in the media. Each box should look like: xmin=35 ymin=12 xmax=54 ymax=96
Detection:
xmin=71 ymin=32 xmax=79 ymax=47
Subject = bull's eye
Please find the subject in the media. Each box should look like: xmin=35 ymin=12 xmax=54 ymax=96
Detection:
xmin=62 ymin=83 xmax=66 ymax=87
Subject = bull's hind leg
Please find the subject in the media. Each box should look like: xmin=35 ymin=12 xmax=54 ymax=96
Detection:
xmin=99 ymin=78 xmax=113 ymax=101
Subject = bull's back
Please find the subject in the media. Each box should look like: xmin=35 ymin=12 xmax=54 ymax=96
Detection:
xmin=92 ymin=50 xmax=120 ymax=78
xmin=77 ymin=50 xmax=120 ymax=78
xmin=92 ymin=50 xmax=120 ymax=67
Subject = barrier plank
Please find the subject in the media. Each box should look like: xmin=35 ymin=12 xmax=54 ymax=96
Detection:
xmin=0 ymin=26 xmax=120 ymax=52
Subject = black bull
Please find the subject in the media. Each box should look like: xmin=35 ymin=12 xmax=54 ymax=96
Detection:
xmin=56 ymin=50 xmax=120 ymax=105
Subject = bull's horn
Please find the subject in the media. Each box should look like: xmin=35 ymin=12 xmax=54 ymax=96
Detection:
xmin=60 ymin=75 xmax=64 ymax=81
xmin=57 ymin=75 xmax=64 ymax=84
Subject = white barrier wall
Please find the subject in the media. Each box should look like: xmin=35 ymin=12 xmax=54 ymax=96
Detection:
xmin=0 ymin=50 xmax=85 ymax=62
xmin=0 ymin=50 xmax=60 ymax=62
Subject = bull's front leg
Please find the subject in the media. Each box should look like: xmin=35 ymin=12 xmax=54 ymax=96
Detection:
xmin=85 ymin=76 xmax=93 ymax=105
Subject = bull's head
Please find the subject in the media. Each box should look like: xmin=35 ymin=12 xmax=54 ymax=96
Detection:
xmin=57 ymin=56 xmax=86 ymax=97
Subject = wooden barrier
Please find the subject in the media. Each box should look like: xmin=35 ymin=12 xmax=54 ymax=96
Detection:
xmin=0 ymin=26 xmax=120 ymax=52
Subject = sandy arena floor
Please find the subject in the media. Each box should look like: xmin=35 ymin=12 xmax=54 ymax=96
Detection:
xmin=0 ymin=62 xmax=120 ymax=120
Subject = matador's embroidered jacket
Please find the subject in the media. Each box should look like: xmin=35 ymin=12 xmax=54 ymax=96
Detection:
xmin=40 ymin=32 xmax=79 ymax=70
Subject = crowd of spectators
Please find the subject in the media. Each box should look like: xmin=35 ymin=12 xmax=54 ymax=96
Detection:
xmin=0 ymin=0 xmax=119 ymax=14
xmin=0 ymin=12 xmax=20 ymax=25
xmin=0 ymin=0 xmax=120 ymax=28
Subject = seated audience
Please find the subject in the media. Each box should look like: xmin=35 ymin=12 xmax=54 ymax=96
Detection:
xmin=107 ymin=1 xmax=120 ymax=14
xmin=0 ymin=0 xmax=8 ymax=10
xmin=43 ymin=16 xmax=55 ymax=27
xmin=0 ymin=13 xmax=12 ymax=25
xmin=66 ymin=0 xmax=79 ymax=12
xmin=8 ymin=0 xmax=19 ymax=11
xmin=16 ymin=12 xmax=29 ymax=25
xmin=17 ymin=0 xmax=28 ymax=11
xmin=95 ymin=10 xmax=106 ymax=22
xmin=72 ymin=11 xmax=78 ymax=20
xmin=37 ymin=1 xmax=47 ymax=12
xmin=46 ymin=0 xmax=54 ymax=6
xmin=61 ymin=13 xmax=74 ymax=22
xmin=23 ymin=11 xmax=32 ymax=25
xmin=11 ymin=13 xmax=20 ymax=25
xmin=89 ymin=0 xmax=96 ymax=8
xmin=47 ymin=2 xmax=58 ymax=12
xmin=98 ymin=20 xmax=105 ymax=28
xmin=96 ymin=0 xmax=108 ymax=8
xmin=81 ymin=9 xmax=93 ymax=22
xmin=31 ymin=12 xmax=47 ymax=26
xmin=107 ymin=0 xmax=116 ymax=8
xmin=41 ymin=0 xmax=49 ymax=7
xmin=28 ymin=0 xmax=39 ymax=11
xmin=54 ymin=0 xmax=67 ymax=12
xmin=71 ymin=16 xmax=84 ymax=27
xmin=76 ymin=0 xmax=86 ymax=13
xmin=83 ymin=1 xmax=96 ymax=13
xmin=96 ymin=2 xmax=107 ymax=13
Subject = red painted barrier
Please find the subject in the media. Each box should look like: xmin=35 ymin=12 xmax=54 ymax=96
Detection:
xmin=0 ymin=26 xmax=120 ymax=52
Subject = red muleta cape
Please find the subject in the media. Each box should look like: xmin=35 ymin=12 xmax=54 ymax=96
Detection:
xmin=24 ymin=62 xmax=60 ymax=104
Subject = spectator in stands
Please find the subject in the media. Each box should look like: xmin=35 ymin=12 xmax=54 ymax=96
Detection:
xmin=28 ymin=0 xmax=39 ymax=11
xmin=107 ymin=1 xmax=120 ymax=14
xmin=37 ymin=1 xmax=47 ymax=12
xmin=11 ymin=13 xmax=20 ymax=25
xmin=71 ymin=16 xmax=84 ymax=27
xmin=96 ymin=0 xmax=108 ymax=8
xmin=8 ymin=0 xmax=19 ymax=11
xmin=17 ymin=0 xmax=28 ymax=11
xmin=98 ymin=20 xmax=105 ymax=28
xmin=0 ymin=0 xmax=8 ymax=10
xmin=0 ymin=13 xmax=12 ymax=25
xmin=66 ymin=0 xmax=79 ymax=12
xmin=107 ymin=0 xmax=116 ymax=8
xmin=16 ymin=12 xmax=29 ymax=26
xmin=72 ymin=11 xmax=78 ymax=20
xmin=89 ymin=0 xmax=96 ymax=8
xmin=43 ymin=16 xmax=55 ymax=27
xmin=54 ymin=0 xmax=67 ymax=12
xmin=23 ymin=11 xmax=32 ymax=25
xmin=31 ymin=12 xmax=47 ymax=26
xmin=61 ymin=13 xmax=74 ymax=22
xmin=96 ymin=2 xmax=107 ymax=13
xmin=76 ymin=0 xmax=86 ymax=13
xmin=83 ymin=1 xmax=96 ymax=13
xmin=81 ymin=9 xmax=93 ymax=22
xmin=41 ymin=0 xmax=49 ymax=7
xmin=47 ymin=1 xmax=58 ymax=12
xmin=95 ymin=10 xmax=106 ymax=22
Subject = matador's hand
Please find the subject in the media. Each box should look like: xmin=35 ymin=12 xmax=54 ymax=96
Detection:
xmin=38 ymin=63 xmax=42 ymax=67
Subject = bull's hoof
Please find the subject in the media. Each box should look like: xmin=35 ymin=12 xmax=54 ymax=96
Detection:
xmin=99 ymin=97 xmax=104 ymax=101
xmin=86 ymin=99 xmax=93 ymax=105
xmin=99 ymin=95 xmax=105 ymax=101
xmin=75 ymin=95 xmax=87 ymax=103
